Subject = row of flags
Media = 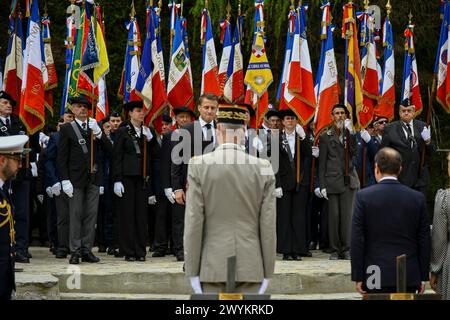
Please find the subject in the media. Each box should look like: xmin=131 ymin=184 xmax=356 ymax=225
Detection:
xmin=2 ymin=0 xmax=448 ymax=138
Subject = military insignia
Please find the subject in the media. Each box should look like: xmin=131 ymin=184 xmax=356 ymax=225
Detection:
xmin=174 ymin=48 xmax=187 ymax=72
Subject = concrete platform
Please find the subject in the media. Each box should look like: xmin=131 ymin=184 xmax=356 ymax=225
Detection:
xmin=15 ymin=247 xmax=356 ymax=300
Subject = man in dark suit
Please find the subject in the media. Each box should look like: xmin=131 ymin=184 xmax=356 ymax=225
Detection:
xmin=0 ymin=91 xmax=39 ymax=263
xmin=380 ymin=100 xmax=436 ymax=197
xmin=275 ymin=109 xmax=312 ymax=260
xmin=351 ymin=147 xmax=431 ymax=294
xmin=318 ymin=104 xmax=360 ymax=260
xmin=171 ymin=93 xmax=218 ymax=261
xmin=57 ymin=95 xmax=113 ymax=264
xmin=0 ymin=135 xmax=30 ymax=300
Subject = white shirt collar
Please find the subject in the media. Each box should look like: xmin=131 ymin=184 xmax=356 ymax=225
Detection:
xmin=402 ymin=120 xmax=414 ymax=127
xmin=199 ymin=117 xmax=213 ymax=128
xmin=0 ymin=116 xmax=10 ymax=124
xmin=284 ymin=129 xmax=296 ymax=137
xmin=380 ymin=176 xmax=398 ymax=182
xmin=75 ymin=118 xmax=87 ymax=127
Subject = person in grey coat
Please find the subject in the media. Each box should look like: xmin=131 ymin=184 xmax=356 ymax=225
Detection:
xmin=318 ymin=104 xmax=360 ymax=260
xmin=430 ymin=152 xmax=450 ymax=300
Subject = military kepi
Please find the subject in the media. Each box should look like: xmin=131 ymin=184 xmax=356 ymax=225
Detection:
xmin=217 ymin=104 xmax=247 ymax=125
xmin=0 ymin=135 xmax=30 ymax=157
xmin=0 ymin=91 xmax=16 ymax=107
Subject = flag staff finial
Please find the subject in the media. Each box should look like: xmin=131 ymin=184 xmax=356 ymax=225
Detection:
xmin=226 ymin=0 xmax=232 ymax=20
xmin=238 ymin=0 xmax=242 ymax=16
xmin=180 ymin=0 xmax=184 ymax=18
xmin=386 ymin=0 xmax=392 ymax=18
xmin=130 ymin=0 xmax=136 ymax=18
xmin=150 ymin=0 xmax=154 ymax=7
xmin=205 ymin=0 xmax=208 ymax=9
xmin=408 ymin=11 xmax=413 ymax=24
xmin=364 ymin=0 xmax=369 ymax=10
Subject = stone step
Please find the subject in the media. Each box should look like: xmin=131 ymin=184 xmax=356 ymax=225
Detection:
xmin=60 ymin=292 xmax=361 ymax=300
xmin=15 ymin=273 xmax=60 ymax=300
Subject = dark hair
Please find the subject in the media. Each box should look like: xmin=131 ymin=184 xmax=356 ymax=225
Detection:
xmin=109 ymin=111 xmax=121 ymax=118
xmin=58 ymin=117 xmax=65 ymax=123
xmin=198 ymin=93 xmax=219 ymax=106
xmin=375 ymin=147 xmax=402 ymax=175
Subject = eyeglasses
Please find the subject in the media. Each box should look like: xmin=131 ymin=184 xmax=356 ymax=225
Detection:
xmin=376 ymin=121 xmax=387 ymax=125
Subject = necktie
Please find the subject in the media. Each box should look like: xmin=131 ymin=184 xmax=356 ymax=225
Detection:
xmin=205 ymin=123 xmax=213 ymax=142
xmin=5 ymin=118 xmax=10 ymax=130
xmin=82 ymin=122 xmax=87 ymax=133
xmin=405 ymin=124 xmax=414 ymax=148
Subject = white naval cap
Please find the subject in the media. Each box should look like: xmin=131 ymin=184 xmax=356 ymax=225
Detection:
xmin=0 ymin=135 xmax=30 ymax=156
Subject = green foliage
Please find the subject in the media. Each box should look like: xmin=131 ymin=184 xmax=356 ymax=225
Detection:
xmin=0 ymin=0 xmax=448 ymax=202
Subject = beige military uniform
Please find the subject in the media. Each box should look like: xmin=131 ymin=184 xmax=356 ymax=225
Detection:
xmin=184 ymin=143 xmax=276 ymax=291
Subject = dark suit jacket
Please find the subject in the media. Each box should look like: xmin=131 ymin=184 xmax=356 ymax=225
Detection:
xmin=57 ymin=121 xmax=112 ymax=189
xmin=149 ymin=129 xmax=163 ymax=196
xmin=351 ymin=180 xmax=431 ymax=288
xmin=318 ymin=126 xmax=359 ymax=193
xmin=160 ymin=130 xmax=175 ymax=190
xmin=0 ymin=185 xmax=15 ymax=297
xmin=381 ymin=120 xmax=436 ymax=188
xmin=171 ymin=121 xmax=216 ymax=191
xmin=44 ymin=132 xmax=60 ymax=188
xmin=275 ymin=131 xmax=312 ymax=191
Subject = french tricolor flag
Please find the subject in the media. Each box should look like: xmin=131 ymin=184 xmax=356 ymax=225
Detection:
xmin=200 ymin=8 xmax=221 ymax=97
xmin=377 ymin=14 xmax=395 ymax=120
xmin=314 ymin=1 xmax=340 ymax=138
xmin=401 ymin=21 xmax=423 ymax=114
xmin=436 ymin=0 xmax=450 ymax=113
xmin=20 ymin=0 xmax=45 ymax=134
xmin=218 ymin=18 xmax=232 ymax=98
xmin=224 ymin=18 xmax=245 ymax=103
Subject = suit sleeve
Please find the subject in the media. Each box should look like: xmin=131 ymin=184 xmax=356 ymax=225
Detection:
xmin=112 ymin=129 xmax=125 ymax=183
xmin=430 ymin=191 xmax=448 ymax=274
xmin=417 ymin=193 xmax=431 ymax=281
xmin=380 ymin=125 xmax=392 ymax=149
xmin=160 ymin=133 xmax=172 ymax=189
xmin=98 ymin=132 xmax=113 ymax=155
xmin=171 ymin=130 xmax=185 ymax=191
xmin=351 ymin=191 xmax=366 ymax=282
xmin=318 ymin=135 xmax=328 ymax=190
xmin=183 ymin=160 xmax=205 ymax=277
xmin=44 ymin=134 xmax=59 ymax=187
xmin=366 ymin=138 xmax=379 ymax=160
xmin=57 ymin=126 xmax=70 ymax=181
xmin=259 ymin=162 xmax=277 ymax=279
xmin=36 ymin=150 xmax=46 ymax=193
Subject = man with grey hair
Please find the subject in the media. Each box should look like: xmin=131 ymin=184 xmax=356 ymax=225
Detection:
xmin=380 ymin=99 xmax=436 ymax=198
xmin=184 ymin=104 xmax=276 ymax=294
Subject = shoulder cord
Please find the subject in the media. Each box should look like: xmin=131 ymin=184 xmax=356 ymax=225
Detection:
xmin=0 ymin=199 xmax=15 ymax=251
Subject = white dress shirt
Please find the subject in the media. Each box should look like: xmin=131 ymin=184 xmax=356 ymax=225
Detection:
xmin=75 ymin=118 xmax=88 ymax=130
xmin=380 ymin=176 xmax=398 ymax=182
xmin=199 ymin=117 xmax=216 ymax=145
xmin=0 ymin=116 xmax=11 ymax=126
xmin=401 ymin=120 xmax=414 ymax=139
xmin=133 ymin=126 xmax=141 ymax=138
xmin=285 ymin=130 xmax=296 ymax=158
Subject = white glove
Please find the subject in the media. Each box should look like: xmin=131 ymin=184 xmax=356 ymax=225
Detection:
xmin=259 ymin=279 xmax=270 ymax=294
xmin=360 ymin=129 xmax=371 ymax=143
xmin=190 ymin=276 xmax=203 ymax=294
xmin=88 ymin=118 xmax=102 ymax=138
xmin=142 ymin=126 xmax=153 ymax=141
xmin=274 ymin=187 xmax=283 ymax=198
xmin=421 ymin=126 xmax=431 ymax=142
xmin=37 ymin=194 xmax=44 ymax=204
xmin=295 ymin=124 xmax=306 ymax=140
xmin=99 ymin=186 xmax=104 ymax=195
xmin=31 ymin=162 xmax=38 ymax=177
xmin=114 ymin=182 xmax=125 ymax=197
xmin=51 ymin=182 xmax=61 ymax=197
xmin=345 ymin=119 xmax=354 ymax=134
xmin=148 ymin=195 xmax=157 ymax=205
xmin=46 ymin=187 xmax=53 ymax=198
xmin=39 ymin=132 xmax=50 ymax=147
xmin=312 ymin=146 xmax=320 ymax=158
xmin=320 ymin=188 xmax=328 ymax=200
xmin=61 ymin=180 xmax=74 ymax=198
xmin=252 ymin=137 xmax=264 ymax=152
xmin=314 ymin=187 xmax=323 ymax=198
xmin=164 ymin=188 xmax=176 ymax=204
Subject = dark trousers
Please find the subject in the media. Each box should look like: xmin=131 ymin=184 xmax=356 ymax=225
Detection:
xmin=0 ymin=254 xmax=14 ymax=300
xmin=12 ymin=180 xmax=30 ymax=254
xmin=46 ymin=196 xmax=58 ymax=249
xmin=69 ymin=184 xmax=99 ymax=254
xmin=119 ymin=176 xmax=148 ymax=258
xmin=29 ymin=179 xmax=47 ymax=245
xmin=276 ymin=186 xmax=309 ymax=255
xmin=150 ymin=195 xmax=169 ymax=253
xmin=96 ymin=184 xmax=114 ymax=248
xmin=328 ymin=187 xmax=356 ymax=255
xmin=364 ymin=286 xmax=419 ymax=294
xmin=172 ymin=203 xmax=185 ymax=256
xmin=309 ymin=196 xmax=329 ymax=249
xmin=55 ymin=193 xmax=70 ymax=252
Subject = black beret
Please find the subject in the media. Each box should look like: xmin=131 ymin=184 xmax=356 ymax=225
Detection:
xmin=123 ymin=101 xmax=144 ymax=112
xmin=161 ymin=113 xmax=173 ymax=123
xmin=68 ymin=95 xmax=92 ymax=109
xmin=0 ymin=91 xmax=16 ymax=107
xmin=279 ymin=108 xmax=298 ymax=119
xmin=173 ymin=106 xmax=196 ymax=119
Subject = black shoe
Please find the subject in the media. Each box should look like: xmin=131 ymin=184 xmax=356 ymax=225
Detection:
xmin=309 ymin=242 xmax=317 ymax=251
xmin=125 ymin=256 xmax=135 ymax=262
xmin=15 ymin=252 xmax=30 ymax=263
xmin=114 ymin=250 xmax=124 ymax=258
xmin=291 ymin=255 xmax=303 ymax=261
xmin=26 ymin=250 xmax=32 ymax=259
xmin=81 ymin=252 xmax=100 ymax=263
xmin=135 ymin=256 xmax=146 ymax=262
xmin=152 ymin=251 xmax=166 ymax=258
xmin=282 ymin=254 xmax=293 ymax=261
xmin=322 ymin=248 xmax=334 ymax=254
xmin=340 ymin=251 xmax=351 ymax=260
xmin=69 ymin=253 xmax=80 ymax=265
xmin=98 ymin=245 xmax=107 ymax=253
xmin=176 ymin=254 xmax=184 ymax=262
xmin=55 ymin=249 xmax=68 ymax=259
xmin=299 ymin=251 xmax=313 ymax=258
xmin=329 ymin=252 xmax=340 ymax=260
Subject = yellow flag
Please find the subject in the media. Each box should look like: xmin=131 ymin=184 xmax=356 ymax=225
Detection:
xmin=244 ymin=32 xmax=273 ymax=97
xmin=93 ymin=21 xmax=109 ymax=84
